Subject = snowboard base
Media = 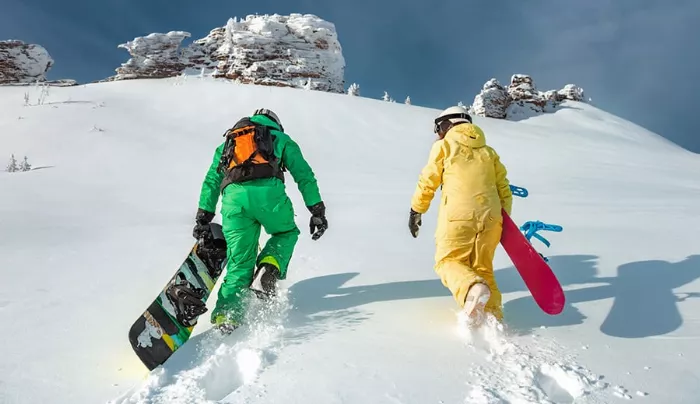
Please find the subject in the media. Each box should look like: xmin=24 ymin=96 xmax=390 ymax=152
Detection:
xmin=500 ymin=209 xmax=565 ymax=315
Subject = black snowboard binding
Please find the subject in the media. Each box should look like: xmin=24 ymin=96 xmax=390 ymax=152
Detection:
xmin=249 ymin=263 xmax=280 ymax=299
xmin=196 ymin=224 xmax=228 ymax=278
xmin=166 ymin=273 xmax=208 ymax=327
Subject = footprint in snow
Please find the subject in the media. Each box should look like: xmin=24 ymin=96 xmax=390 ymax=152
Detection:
xmin=458 ymin=316 xmax=605 ymax=404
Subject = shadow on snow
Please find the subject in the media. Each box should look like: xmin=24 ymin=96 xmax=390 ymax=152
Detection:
xmin=498 ymin=254 xmax=700 ymax=338
xmin=284 ymin=254 xmax=700 ymax=339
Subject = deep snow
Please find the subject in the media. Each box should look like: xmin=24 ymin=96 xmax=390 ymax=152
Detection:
xmin=1 ymin=77 xmax=699 ymax=404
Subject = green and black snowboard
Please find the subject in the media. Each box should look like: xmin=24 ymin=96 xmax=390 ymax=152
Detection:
xmin=128 ymin=223 xmax=228 ymax=370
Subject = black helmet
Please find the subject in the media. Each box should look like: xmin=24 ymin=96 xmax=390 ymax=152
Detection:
xmin=253 ymin=108 xmax=283 ymax=131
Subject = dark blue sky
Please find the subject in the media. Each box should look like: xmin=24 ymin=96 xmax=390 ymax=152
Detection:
xmin=2 ymin=0 xmax=699 ymax=152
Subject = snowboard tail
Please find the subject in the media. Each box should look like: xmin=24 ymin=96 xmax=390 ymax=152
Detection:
xmin=500 ymin=209 xmax=565 ymax=315
xmin=128 ymin=223 xmax=227 ymax=370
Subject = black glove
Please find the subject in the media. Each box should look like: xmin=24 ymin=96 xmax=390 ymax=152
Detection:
xmin=308 ymin=201 xmax=328 ymax=241
xmin=193 ymin=208 xmax=215 ymax=240
xmin=409 ymin=209 xmax=422 ymax=238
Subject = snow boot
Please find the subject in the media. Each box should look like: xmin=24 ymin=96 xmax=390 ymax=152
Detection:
xmin=213 ymin=314 xmax=239 ymax=335
xmin=249 ymin=262 xmax=280 ymax=299
xmin=463 ymin=282 xmax=491 ymax=326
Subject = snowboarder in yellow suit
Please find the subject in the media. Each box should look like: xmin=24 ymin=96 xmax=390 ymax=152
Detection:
xmin=409 ymin=106 xmax=512 ymax=322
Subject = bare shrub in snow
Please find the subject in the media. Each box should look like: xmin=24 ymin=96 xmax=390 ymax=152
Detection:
xmin=347 ymin=83 xmax=360 ymax=96
xmin=38 ymin=82 xmax=50 ymax=105
xmin=6 ymin=154 xmax=18 ymax=172
xmin=21 ymin=81 xmax=51 ymax=106
xmin=19 ymin=156 xmax=31 ymax=171
xmin=4 ymin=155 xmax=30 ymax=172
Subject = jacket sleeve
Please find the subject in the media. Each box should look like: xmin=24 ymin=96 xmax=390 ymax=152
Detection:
xmin=198 ymin=143 xmax=225 ymax=213
xmin=411 ymin=141 xmax=445 ymax=214
xmin=281 ymin=138 xmax=322 ymax=207
xmin=493 ymin=150 xmax=513 ymax=216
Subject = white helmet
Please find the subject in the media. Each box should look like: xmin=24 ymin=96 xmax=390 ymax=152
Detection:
xmin=434 ymin=105 xmax=472 ymax=133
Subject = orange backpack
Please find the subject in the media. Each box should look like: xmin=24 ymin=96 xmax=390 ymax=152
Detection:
xmin=217 ymin=118 xmax=283 ymax=186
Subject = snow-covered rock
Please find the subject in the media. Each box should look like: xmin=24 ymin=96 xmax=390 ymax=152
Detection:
xmin=109 ymin=14 xmax=345 ymax=93
xmin=557 ymin=84 xmax=585 ymax=102
xmin=472 ymin=74 xmax=585 ymax=120
xmin=472 ymin=79 xmax=509 ymax=119
xmin=507 ymin=74 xmax=539 ymax=101
xmin=0 ymin=40 xmax=53 ymax=84
xmin=112 ymin=31 xmax=191 ymax=80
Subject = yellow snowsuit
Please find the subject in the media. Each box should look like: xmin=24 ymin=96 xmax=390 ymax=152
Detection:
xmin=411 ymin=123 xmax=512 ymax=320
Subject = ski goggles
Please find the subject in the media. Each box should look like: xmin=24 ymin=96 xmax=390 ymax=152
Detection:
xmin=433 ymin=112 xmax=472 ymax=133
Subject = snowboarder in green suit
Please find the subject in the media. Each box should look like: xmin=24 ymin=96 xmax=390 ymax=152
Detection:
xmin=193 ymin=108 xmax=327 ymax=331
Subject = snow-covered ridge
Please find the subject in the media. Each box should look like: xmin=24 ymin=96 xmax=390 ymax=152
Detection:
xmin=108 ymin=14 xmax=345 ymax=93
xmin=0 ymin=40 xmax=53 ymax=84
xmin=472 ymin=74 xmax=585 ymax=120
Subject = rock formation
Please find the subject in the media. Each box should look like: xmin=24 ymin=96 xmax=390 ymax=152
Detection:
xmin=472 ymin=74 xmax=585 ymax=120
xmin=109 ymin=14 xmax=345 ymax=93
xmin=0 ymin=40 xmax=53 ymax=84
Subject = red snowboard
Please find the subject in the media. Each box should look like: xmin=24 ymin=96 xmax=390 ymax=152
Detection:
xmin=500 ymin=209 xmax=565 ymax=315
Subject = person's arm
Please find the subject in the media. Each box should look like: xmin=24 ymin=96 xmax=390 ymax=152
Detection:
xmin=280 ymin=137 xmax=327 ymax=240
xmin=281 ymin=138 xmax=322 ymax=207
xmin=411 ymin=141 xmax=445 ymax=214
xmin=198 ymin=143 xmax=225 ymax=214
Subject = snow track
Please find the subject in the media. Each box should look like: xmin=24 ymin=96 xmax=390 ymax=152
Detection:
xmin=112 ymin=291 xmax=290 ymax=404
xmin=459 ymin=316 xmax=629 ymax=403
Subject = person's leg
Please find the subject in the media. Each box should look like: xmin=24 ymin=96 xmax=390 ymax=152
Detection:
xmin=251 ymin=183 xmax=301 ymax=280
xmin=434 ymin=219 xmax=483 ymax=308
xmin=211 ymin=210 xmax=261 ymax=325
xmin=472 ymin=219 xmax=504 ymax=320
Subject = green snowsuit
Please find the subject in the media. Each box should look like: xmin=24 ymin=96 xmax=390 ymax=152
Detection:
xmin=197 ymin=114 xmax=322 ymax=324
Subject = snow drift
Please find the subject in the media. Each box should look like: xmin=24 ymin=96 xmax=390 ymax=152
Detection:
xmin=1 ymin=77 xmax=699 ymax=404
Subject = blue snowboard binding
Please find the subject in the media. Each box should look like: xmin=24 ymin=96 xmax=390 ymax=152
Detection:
xmin=519 ymin=221 xmax=563 ymax=262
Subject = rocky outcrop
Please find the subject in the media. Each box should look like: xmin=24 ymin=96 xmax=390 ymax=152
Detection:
xmin=471 ymin=79 xmax=509 ymax=119
xmin=109 ymin=14 xmax=345 ymax=93
xmin=557 ymin=84 xmax=585 ymax=102
xmin=0 ymin=40 xmax=53 ymax=84
xmin=112 ymin=31 xmax=191 ymax=80
xmin=472 ymin=74 xmax=585 ymax=120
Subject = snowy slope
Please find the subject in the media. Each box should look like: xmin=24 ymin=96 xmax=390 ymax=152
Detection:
xmin=1 ymin=77 xmax=699 ymax=404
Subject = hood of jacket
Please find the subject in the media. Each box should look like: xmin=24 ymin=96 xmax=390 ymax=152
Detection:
xmin=250 ymin=114 xmax=282 ymax=132
xmin=445 ymin=123 xmax=486 ymax=148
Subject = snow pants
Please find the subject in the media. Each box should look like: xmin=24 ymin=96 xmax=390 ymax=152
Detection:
xmin=434 ymin=211 xmax=504 ymax=320
xmin=211 ymin=178 xmax=300 ymax=324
